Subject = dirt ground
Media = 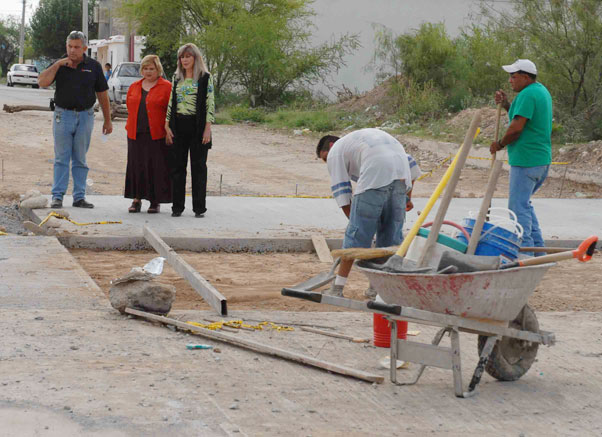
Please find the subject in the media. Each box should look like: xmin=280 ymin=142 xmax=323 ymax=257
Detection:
xmin=71 ymin=249 xmax=602 ymax=313
xmin=2 ymin=108 xmax=601 ymax=316
xmin=1 ymin=110 xmax=601 ymax=207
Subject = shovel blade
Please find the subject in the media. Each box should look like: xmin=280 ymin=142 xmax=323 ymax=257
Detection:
xmin=292 ymin=271 xmax=335 ymax=291
xmin=437 ymin=251 xmax=501 ymax=273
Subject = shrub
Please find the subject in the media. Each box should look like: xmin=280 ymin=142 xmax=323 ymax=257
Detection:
xmin=229 ymin=106 xmax=267 ymax=123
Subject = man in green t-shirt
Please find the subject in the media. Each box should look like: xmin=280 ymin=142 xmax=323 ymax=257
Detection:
xmin=490 ymin=59 xmax=553 ymax=256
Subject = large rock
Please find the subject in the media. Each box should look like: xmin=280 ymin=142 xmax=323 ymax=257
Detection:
xmin=20 ymin=196 xmax=48 ymax=209
xmin=109 ymin=280 xmax=176 ymax=315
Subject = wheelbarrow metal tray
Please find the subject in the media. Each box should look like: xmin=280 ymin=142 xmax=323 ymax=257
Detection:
xmin=357 ymin=262 xmax=554 ymax=322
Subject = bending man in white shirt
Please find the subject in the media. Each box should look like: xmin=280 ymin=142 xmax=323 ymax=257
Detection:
xmin=316 ymin=128 xmax=420 ymax=298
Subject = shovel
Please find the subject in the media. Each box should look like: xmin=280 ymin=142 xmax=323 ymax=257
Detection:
xmin=290 ymin=257 xmax=340 ymax=291
xmin=466 ymin=104 xmax=503 ymax=255
xmin=499 ymin=235 xmax=598 ymax=269
xmin=437 ymin=235 xmax=598 ymax=273
xmin=374 ymin=110 xmax=482 ymax=273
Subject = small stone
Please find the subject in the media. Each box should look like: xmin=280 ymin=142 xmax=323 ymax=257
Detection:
xmin=63 ymin=406 xmax=71 ymax=411
xmin=23 ymin=221 xmax=47 ymax=236
xmin=271 ymin=408 xmax=281 ymax=413
xmin=43 ymin=217 xmax=62 ymax=228
xmin=34 ymin=316 xmax=44 ymax=321
xmin=52 ymin=209 xmax=70 ymax=218
xmin=229 ymin=403 xmax=239 ymax=410
xmin=20 ymin=196 xmax=48 ymax=209
xmin=70 ymin=346 xmax=79 ymax=350
xmin=213 ymin=348 xmax=221 ymax=353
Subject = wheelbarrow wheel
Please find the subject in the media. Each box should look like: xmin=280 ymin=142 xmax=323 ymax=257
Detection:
xmin=477 ymin=305 xmax=540 ymax=381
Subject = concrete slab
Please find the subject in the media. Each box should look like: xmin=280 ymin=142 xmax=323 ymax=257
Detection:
xmin=26 ymin=195 xmax=602 ymax=248
xmin=2 ymin=236 xmax=602 ymax=435
xmin=0 ymin=236 xmax=105 ymax=310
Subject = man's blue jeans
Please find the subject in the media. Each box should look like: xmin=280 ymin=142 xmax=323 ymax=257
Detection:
xmin=51 ymin=106 xmax=95 ymax=202
xmin=508 ymin=165 xmax=549 ymax=256
xmin=343 ymin=180 xmax=407 ymax=249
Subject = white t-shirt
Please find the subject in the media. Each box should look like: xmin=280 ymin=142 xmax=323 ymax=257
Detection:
xmin=326 ymin=128 xmax=413 ymax=207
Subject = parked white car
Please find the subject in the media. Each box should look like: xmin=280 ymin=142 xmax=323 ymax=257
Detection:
xmin=107 ymin=62 xmax=141 ymax=104
xmin=7 ymin=64 xmax=40 ymax=88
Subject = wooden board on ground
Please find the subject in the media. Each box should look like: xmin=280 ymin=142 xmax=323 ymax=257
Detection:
xmin=126 ymin=308 xmax=384 ymax=384
xmin=143 ymin=225 xmax=227 ymax=316
xmin=311 ymin=235 xmax=333 ymax=263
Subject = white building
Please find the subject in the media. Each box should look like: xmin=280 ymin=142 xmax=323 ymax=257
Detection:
xmin=89 ymin=35 xmax=146 ymax=68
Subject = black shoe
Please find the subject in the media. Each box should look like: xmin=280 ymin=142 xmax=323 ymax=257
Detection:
xmin=195 ymin=212 xmax=204 ymax=218
xmin=50 ymin=198 xmax=63 ymax=208
xmin=171 ymin=211 xmax=182 ymax=217
xmin=73 ymin=199 xmax=94 ymax=208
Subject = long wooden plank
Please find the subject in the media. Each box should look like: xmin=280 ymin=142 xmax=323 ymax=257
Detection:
xmin=126 ymin=308 xmax=384 ymax=384
xmin=143 ymin=225 xmax=227 ymax=316
xmin=311 ymin=235 xmax=333 ymax=263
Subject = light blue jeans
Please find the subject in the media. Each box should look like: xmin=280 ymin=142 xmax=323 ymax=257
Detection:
xmin=508 ymin=165 xmax=549 ymax=257
xmin=343 ymin=180 xmax=407 ymax=249
xmin=51 ymin=106 xmax=95 ymax=202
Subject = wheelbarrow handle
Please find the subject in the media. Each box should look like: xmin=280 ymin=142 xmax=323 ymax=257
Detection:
xmin=500 ymin=235 xmax=598 ymax=269
xmin=366 ymin=300 xmax=402 ymax=316
xmin=281 ymin=288 xmax=323 ymax=303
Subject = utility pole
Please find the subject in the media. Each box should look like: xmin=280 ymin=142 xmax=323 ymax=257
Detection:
xmin=82 ymin=0 xmax=88 ymax=41
xmin=18 ymin=0 xmax=26 ymax=63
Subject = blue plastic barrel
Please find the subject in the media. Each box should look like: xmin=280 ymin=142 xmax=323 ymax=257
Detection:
xmin=455 ymin=218 xmax=520 ymax=261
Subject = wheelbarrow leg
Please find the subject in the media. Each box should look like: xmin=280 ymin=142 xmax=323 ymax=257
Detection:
xmin=450 ymin=328 xmax=463 ymax=397
xmin=392 ymin=327 xmax=448 ymax=385
xmin=461 ymin=335 xmax=498 ymax=398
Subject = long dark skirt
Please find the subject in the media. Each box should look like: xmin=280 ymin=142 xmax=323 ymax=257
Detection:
xmin=124 ymin=132 xmax=172 ymax=203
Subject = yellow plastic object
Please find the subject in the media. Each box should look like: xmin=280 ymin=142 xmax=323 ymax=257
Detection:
xmin=186 ymin=320 xmax=294 ymax=332
xmin=38 ymin=211 xmax=122 ymax=227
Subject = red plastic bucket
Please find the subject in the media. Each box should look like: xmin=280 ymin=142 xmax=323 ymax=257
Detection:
xmin=373 ymin=313 xmax=407 ymax=348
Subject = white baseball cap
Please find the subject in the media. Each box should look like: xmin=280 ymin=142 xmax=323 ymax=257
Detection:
xmin=502 ymin=59 xmax=537 ymax=75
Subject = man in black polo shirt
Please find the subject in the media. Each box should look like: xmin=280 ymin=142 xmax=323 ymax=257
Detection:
xmin=38 ymin=30 xmax=112 ymax=209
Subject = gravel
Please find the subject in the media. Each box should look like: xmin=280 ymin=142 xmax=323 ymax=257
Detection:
xmin=0 ymin=203 xmax=28 ymax=235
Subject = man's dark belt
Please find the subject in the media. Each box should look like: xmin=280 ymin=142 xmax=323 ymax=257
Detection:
xmin=56 ymin=104 xmax=90 ymax=112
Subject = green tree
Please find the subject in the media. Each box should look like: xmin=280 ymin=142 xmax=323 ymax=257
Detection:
xmin=222 ymin=2 xmax=358 ymax=105
xmin=122 ymin=0 xmax=184 ymax=79
xmin=30 ymin=0 xmax=98 ymax=59
xmin=123 ymin=0 xmax=359 ymax=103
xmin=479 ymin=0 xmax=602 ymax=139
xmin=0 ymin=18 xmax=19 ymax=76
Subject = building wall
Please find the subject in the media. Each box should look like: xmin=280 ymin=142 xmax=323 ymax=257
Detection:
xmin=310 ymin=0 xmax=485 ymax=97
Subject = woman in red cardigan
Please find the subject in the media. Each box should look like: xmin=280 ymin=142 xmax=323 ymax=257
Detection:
xmin=124 ymin=55 xmax=172 ymax=213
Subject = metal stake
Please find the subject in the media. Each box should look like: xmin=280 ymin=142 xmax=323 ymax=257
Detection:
xmin=558 ymin=165 xmax=569 ymax=198
xmin=295 ymin=184 xmax=298 ymax=196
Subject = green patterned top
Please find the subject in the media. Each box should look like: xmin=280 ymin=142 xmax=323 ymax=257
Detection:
xmin=166 ymin=75 xmax=215 ymax=123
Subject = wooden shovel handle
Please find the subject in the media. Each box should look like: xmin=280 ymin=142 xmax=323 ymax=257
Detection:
xmin=501 ymin=235 xmax=598 ymax=269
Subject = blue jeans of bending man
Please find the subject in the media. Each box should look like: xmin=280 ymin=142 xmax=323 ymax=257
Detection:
xmin=51 ymin=106 xmax=95 ymax=202
xmin=508 ymin=165 xmax=549 ymax=257
xmin=343 ymin=179 xmax=407 ymax=249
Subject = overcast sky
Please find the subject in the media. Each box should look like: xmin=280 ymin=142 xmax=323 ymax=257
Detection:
xmin=0 ymin=0 xmax=40 ymax=22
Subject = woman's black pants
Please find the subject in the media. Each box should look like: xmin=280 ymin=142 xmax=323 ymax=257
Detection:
xmin=170 ymin=115 xmax=208 ymax=215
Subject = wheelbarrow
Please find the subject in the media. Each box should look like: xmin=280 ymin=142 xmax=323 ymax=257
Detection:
xmin=282 ymin=259 xmax=556 ymax=398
